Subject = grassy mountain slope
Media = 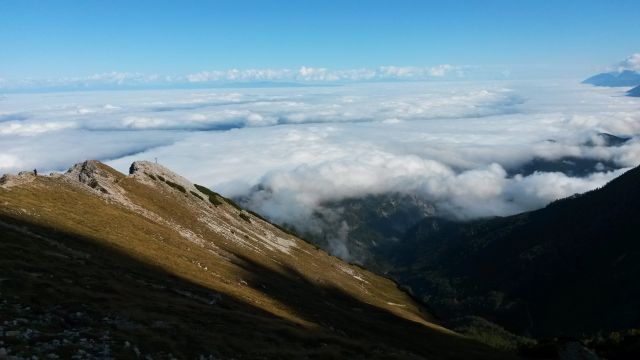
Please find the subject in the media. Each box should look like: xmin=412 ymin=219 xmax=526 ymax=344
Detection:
xmin=382 ymin=165 xmax=640 ymax=339
xmin=0 ymin=160 xmax=509 ymax=359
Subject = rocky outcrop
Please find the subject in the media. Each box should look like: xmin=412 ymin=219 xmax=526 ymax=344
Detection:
xmin=0 ymin=172 xmax=37 ymax=188
xmin=65 ymin=160 xmax=119 ymax=194
xmin=128 ymin=160 xmax=207 ymax=198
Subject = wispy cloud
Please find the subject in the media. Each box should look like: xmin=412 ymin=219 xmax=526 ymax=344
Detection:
xmin=0 ymin=65 xmax=468 ymax=90
xmin=182 ymin=64 xmax=462 ymax=83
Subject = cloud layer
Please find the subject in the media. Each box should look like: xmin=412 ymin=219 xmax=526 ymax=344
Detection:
xmin=1 ymin=80 xmax=639 ymax=233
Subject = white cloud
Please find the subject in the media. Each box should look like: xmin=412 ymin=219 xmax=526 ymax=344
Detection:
xmin=297 ymin=66 xmax=338 ymax=81
xmin=187 ymin=68 xmax=295 ymax=83
xmin=1 ymin=80 xmax=639 ymax=235
xmin=83 ymin=72 xmax=159 ymax=84
xmin=186 ymin=71 xmax=221 ymax=82
xmin=0 ymin=121 xmax=75 ymax=135
xmin=0 ymin=65 xmax=467 ymax=90
xmin=0 ymin=154 xmax=19 ymax=169
xmin=378 ymin=64 xmax=458 ymax=78
xmin=237 ymin=150 xmax=627 ymax=223
xmin=185 ymin=65 xmax=459 ymax=84
xmin=617 ymin=53 xmax=640 ymax=72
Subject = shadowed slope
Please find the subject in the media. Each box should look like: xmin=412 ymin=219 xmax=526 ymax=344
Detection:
xmin=383 ymin=165 xmax=640 ymax=338
xmin=0 ymin=161 xmax=511 ymax=359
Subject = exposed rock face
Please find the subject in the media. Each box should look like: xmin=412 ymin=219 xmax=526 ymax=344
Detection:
xmin=128 ymin=160 xmax=204 ymax=196
xmin=65 ymin=160 xmax=116 ymax=194
xmin=0 ymin=172 xmax=36 ymax=188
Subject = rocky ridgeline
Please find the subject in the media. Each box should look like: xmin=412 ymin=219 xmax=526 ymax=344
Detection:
xmin=128 ymin=161 xmax=201 ymax=194
xmin=62 ymin=160 xmax=219 ymax=216
xmin=65 ymin=161 xmax=118 ymax=195
xmin=1 ymin=160 xmax=209 ymax=200
xmin=0 ymin=172 xmax=38 ymax=189
xmin=1 ymin=159 xmax=496 ymax=360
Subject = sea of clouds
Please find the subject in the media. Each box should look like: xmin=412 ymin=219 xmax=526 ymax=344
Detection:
xmin=1 ymin=79 xmax=639 ymax=228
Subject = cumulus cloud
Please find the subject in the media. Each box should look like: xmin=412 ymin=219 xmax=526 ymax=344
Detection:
xmin=0 ymin=64 xmax=467 ymax=90
xmin=617 ymin=53 xmax=640 ymax=72
xmin=0 ymin=121 xmax=75 ymax=135
xmin=187 ymin=69 xmax=293 ymax=83
xmin=184 ymin=65 xmax=460 ymax=84
xmin=2 ymin=72 xmax=166 ymax=90
xmin=83 ymin=72 xmax=160 ymax=84
xmin=378 ymin=64 xmax=458 ymax=78
xmin=1 ymin=80 xmax=639 ymax=244
xmin=238 ymin=152 xmax=627 ymax=224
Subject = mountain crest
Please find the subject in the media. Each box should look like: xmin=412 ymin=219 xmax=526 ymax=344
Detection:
xmin=0 ymin=171 xmax=38 ymax=188
xmin=128 ymin=160 xmax=202 ymax=195
xmin=65 ymin=160 xmax=123 ymax=194
xmin=1 ymin=159 xmax=506 ymax=359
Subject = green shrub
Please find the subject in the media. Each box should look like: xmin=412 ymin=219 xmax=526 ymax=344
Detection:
xmin=194 ymin=184 xmax=223 ymax=206
xmin=145 ymin=173 xmax=157 ymax=181
xmin=157 ymin=175 xmax=166 ymax=182
xmin=224 ymin=198 xmax=243 ymax=211
xmin=192 ymin=188 xmax=299 ymax=237
xmin=451 ymin=316 xmax=535 ymax=351
xmin=190 ymin=191 xmax=204 ymax=200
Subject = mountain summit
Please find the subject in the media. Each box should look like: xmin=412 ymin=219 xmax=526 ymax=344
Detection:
xmin=0 ymin=160 xmax=508 ymax=359
xmin=582 ymin=70 xmax=640 ymax=87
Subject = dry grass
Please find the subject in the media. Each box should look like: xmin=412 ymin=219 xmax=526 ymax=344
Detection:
xmin=0 ymin=163 xmax=515 ymax=359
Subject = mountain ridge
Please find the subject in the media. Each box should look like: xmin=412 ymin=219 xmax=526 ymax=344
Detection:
xmin=381 ymin=165 xmax=640 ymax=339
xmin=0 ymin=160 xmax=508 ymax=359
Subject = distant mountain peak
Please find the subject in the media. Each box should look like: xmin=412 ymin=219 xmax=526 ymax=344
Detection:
xmin=582 ymin=69 xmax=640 ymax=87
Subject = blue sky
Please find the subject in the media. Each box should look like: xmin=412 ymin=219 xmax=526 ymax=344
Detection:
xmin=1 ymin=0 xmax=639 ymax=86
